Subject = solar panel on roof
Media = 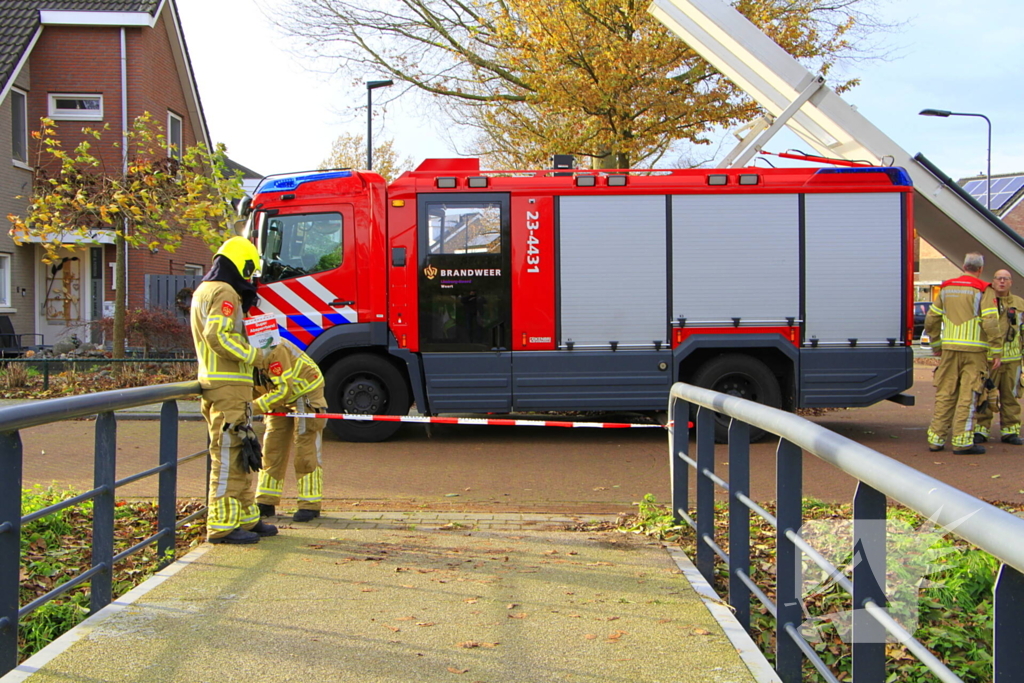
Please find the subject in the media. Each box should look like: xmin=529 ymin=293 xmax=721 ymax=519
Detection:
xmin=960 ymin=175 xmax=1024 ymax=212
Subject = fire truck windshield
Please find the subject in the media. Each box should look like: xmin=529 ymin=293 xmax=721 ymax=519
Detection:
xmin=259 ymin=212 xmax=342 ymax=283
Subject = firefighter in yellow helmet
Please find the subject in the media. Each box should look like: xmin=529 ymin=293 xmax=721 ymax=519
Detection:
xmin=252 ymin=339 xmax=327 ymax=522
xmin=925 ymin=253 xmax=1003 ymax=455
xmin=975 ymin=269 xmax=1024 ymax=445
xmin=191 ymin=236 xmax=277 ymax=544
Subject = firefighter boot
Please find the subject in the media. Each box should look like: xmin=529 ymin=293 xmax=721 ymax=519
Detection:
xmin=1001 ymin=434 xmax=1024 ymax=445
xmin=251 ymin=520 xmax=279 ymax=537
xmin=953 ymin=444 xmax=986 ymax=456
xmin=209 ymin=528 xmax=259 ymax=545
xmin=293 ymin=509 xmax=321 ymax=523
xmin=257 ymin=503 xmax=276 ymax=518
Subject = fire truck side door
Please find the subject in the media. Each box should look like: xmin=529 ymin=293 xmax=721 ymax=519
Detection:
xmin=252 ymin=206 xmax=356 ymax=349
xmin=417 ymin=193 xmax=513 ymax=413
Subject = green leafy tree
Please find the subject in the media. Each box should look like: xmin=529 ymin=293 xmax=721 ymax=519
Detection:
xmin=319 ymin=132 xmax=414 ymax=182
xmin=8 ymin=113 xmax=244 ymax=357
xmin=275 ymin=0 xmax=888 ymax=168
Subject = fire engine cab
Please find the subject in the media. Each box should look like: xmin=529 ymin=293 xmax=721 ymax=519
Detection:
xmin=243 ymin=158 xmax=914 ymax=442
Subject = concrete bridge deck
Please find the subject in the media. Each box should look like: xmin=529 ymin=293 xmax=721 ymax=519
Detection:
xmin=4 ymin=513 xmax=774 ymax=683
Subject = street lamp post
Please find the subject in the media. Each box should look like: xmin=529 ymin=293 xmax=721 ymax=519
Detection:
xmin=366 ymin=80 xmax=394 ymax=171
xmin=919 ymin=108 xmax=992 ymax=209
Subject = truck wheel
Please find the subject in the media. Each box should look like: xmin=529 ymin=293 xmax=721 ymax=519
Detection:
xmin=324 ymin=354 xmax=411 ymax=442
xmin=690 ymin=354 xmax=782 ymax=443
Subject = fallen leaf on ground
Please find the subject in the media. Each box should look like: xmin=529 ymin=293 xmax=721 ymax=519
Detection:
xmin=458 ymin=641 xmax=499 ymax=649
xmin=447 ymin=667 xmax=469 ymax=674
xmin=584 ymin=634 xmax=598 ymax=640
xmin=992 ymin=474 xmax=1002 ymax=479
xmin=417 ymin=622 xmax=436 ymax=627
xmin=387 ymin=626 xmax=401 ymax=632
xmin=607 ymin=630 xmax=628 ymax=641
xmin=693 ymin=628 xmax=711 ymax=635
xmin=508 ymin=613 xmax=527 ymax=619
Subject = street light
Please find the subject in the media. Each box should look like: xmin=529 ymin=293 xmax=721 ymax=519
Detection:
xmin=919 ymin=108 xmax=992 ymax=209
xmin=366 ymin=80 xmax=394 ymax=171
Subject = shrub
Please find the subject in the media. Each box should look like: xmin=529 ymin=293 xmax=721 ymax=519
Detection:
xmin=94 ymin=307 xmax=192 ymax=357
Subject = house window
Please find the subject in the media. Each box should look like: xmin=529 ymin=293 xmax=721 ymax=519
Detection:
xmin=0 ymin=254 xmax=10 ymax=307
xmin=11 ymin=88 xmax=28 ymax=165
xmin=183 ymin=263 xmax=203 ymax=277
xmin=48 ymin=93 xmax=103 ymax=121
xmin=168 ymin=111 xmax=182 ymax=159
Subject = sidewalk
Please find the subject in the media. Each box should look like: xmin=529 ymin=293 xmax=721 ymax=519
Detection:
xmin=5 ymin=513 xmax=774 ymax=683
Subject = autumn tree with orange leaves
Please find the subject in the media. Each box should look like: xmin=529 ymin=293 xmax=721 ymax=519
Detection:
xmin=8 ymin=113 xmax=244 ymax=357
xmin=275 ymin=0 xmax=886 ymax=168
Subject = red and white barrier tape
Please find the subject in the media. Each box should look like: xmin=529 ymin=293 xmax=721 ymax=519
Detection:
xmin=266 ymin=411 xmax=668 ymax=429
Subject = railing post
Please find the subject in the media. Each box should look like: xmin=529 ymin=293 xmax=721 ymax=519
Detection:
xmin=728 ymin=418 xmax=750 ymax=632
xmin=0 ymin=430 xmax=24 ymax=676
xmin=91 ymin=411 xmax=116 ymax=614
xmin=852 ymin=482 xmax=886 ymax=682
xmin=670 ymin=397 xmax=690 ymax=522
xmin=695 ymin=406 xmax=716 ymax=585
xmin=157 ymin=400 xmax=179 ymax=566
xmin=994 ymin=563 xmax=1024 ymax=682
xmin=775 ymin=437 xmax=804 ymax=682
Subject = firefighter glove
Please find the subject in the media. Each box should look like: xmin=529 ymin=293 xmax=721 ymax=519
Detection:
xmin=236 ymin=424 xmax=264 ymax=473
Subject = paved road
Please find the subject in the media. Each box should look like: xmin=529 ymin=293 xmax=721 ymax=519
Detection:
xmin=15 ymin=365 xmax=1024 ymax=512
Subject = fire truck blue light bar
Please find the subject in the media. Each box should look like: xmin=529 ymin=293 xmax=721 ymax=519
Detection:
xmin=256 ymin=170 xmax=353 ymax=194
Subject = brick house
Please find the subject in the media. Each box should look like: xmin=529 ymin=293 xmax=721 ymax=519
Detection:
xmin=0 ymin=0 xmax=220 ymax=347
xmin=915 ymin=172 xmax=1024 ymax=299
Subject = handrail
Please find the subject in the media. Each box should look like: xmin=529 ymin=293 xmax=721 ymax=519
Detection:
xmin=667 ymin=381 xmax=1024 ymax=683
xmin=0 ymin=383 xmax=203 ymax=676
xmin=670 ymin=383 xmax=1024 ymax=571
xmin=0 ymin=381 xmax=200 ymax=433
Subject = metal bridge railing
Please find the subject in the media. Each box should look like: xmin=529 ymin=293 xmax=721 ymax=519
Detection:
xmin=0 ymin=381 xmax=205 ymax=677
xmin=668 ymin=382 xmax=1024 ymax=683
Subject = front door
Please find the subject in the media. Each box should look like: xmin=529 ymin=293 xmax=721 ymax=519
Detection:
xmin=251 ymin=206 xmax=355 ymax=350
xmin=418 ymin=193 xmax=512 ymax=413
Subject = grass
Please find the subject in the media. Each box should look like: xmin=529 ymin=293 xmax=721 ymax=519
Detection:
xmin=17 ymin=484 xmax=206 ymax=662
xmin=622 ymin=494 xmax=1006 ymax=683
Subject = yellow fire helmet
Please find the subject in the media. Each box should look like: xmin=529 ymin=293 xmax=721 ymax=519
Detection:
xmin=215 ymin=236 xmax=261 ymax=280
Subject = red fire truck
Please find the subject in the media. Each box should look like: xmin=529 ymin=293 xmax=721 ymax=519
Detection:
xmin=242 ymin=158 xmax=915 ymax=441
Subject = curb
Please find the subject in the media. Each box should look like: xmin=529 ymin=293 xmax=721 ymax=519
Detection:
xmin=665 ymin=544 xmax=782 ymax=683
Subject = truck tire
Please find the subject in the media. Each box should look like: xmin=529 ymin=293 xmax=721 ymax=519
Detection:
xmin=324 ymin=354 xmax=411 ymax=442
xmin=690 ymin=354 xmax=782 ymax=443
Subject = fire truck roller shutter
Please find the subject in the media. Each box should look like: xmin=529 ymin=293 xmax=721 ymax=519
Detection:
xmin=671 ymin=194 xmax=799 ymax=322
xmin=803 ymin=193 xmax=902 ymax=343
xmin=558 ymin=195 xmax=667 ymax=346
xmin=799 ymin=192 xmax=911 ymax=407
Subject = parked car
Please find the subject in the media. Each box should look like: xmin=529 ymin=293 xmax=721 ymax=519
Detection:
xmin=913 ymin=301 xmax=930 ymax=339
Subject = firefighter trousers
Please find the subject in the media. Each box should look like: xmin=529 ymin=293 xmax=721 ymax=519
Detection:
xmin=202 ymin=384 xmax=260 ymax=540
xmin=977 ymin=360 xmax=1023 ymax=438
xmin=927 ymin=350 xmax=989 ymax=450
xmin=257 ymin=389 xmax=326 ymax=511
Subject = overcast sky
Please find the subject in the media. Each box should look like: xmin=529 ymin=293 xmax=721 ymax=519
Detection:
xmin=175 ymin=0 xmax=1023 ymax=180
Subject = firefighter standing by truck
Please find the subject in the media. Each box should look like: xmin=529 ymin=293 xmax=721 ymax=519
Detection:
xmin=925 ymin=253 xmax=1004 ymax=455
xmin=191 ymin=236 xmax=278 ymax=544
xmin=975 ymin=269 xmax=1024 ymax=445
xmin=253 ymin=339 xmax=327 ymax=523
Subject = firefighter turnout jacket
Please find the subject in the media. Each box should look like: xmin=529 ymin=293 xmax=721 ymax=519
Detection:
xmin=191 ymin=280 xmax=259 ymax=388
xmin=924 ymin=275 xmax=1003 ymax=355
xmin=253 ymin=340 xmax=325 ymax=414
xmin=992 ymin=294 xmax=1024 ymax=362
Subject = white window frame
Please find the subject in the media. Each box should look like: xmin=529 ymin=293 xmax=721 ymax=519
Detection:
xmin=11 ymin=88 xmax=29 ymax=168
xmin=167 ymin=111 xmax=183 ymax=159
xmin=183 ymin=263 xmax=203 ymax=277
xmin=0 ymin=254 xmax=11 ymax=308
xmin=48 ymin=93 xmax=103 ymax=121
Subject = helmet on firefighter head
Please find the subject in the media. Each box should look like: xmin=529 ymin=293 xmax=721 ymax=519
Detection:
xmin=215 ymin=237 xmax=261 ymax=280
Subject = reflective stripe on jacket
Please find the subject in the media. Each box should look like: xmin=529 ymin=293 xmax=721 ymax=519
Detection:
xmin=924 ymin=276 xmax=1003 ymax=354
xmin=253 ymin=339 xmax=325 ymax=413
xmin=191 ymin=280 xmax=257 ymax=388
